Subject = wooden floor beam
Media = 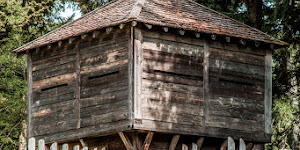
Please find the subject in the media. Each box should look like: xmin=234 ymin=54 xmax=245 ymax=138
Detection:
xmin=169 ymin=135 xmax=180 ymax=150
xmin=118 ymin=132 xmax=133 ymax=150
xmin=142 ymin=131 xmax=154 ymax=150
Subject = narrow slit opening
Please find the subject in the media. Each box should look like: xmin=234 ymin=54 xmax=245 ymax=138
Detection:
xmin=219 ymin=78 xmax=255 ymax=86
xmin=153 ymin=70 xmax=202 ymax=79
xmin=41 ymin=84 xmax=68 ymax=91
xmin=88 ymin=71 xmax=120 ymax=80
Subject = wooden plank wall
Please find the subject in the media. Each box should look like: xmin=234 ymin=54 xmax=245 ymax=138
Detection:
xmin=137 ymin=29 xmax=205 ymax=133
xmin=207 ymin=41 xmax=266 ymax=135
xmin=30 ymin=27 xmax=131 ymax=142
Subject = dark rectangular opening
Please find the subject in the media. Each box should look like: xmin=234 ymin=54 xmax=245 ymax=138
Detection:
xmin=41 ymin=84 xmax=68 ymax=91
xmin=219 ymin=78 xmax=255 ymax=86
xmin=88 ymin=71 xmax=120 ymax=80
xmin=153 ymin=70 xmax=202 ymax=79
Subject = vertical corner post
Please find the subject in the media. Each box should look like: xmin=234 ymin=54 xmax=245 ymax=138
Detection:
xmin=265 ymin=49 xmax=272 ymax=135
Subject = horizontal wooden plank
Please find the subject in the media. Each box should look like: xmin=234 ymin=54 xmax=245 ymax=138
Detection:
xmin=206 ymin=115 xmax=264 ymax=132
xmin=80 ymin=39 xmax=128 ymax=59
xmin=80 ymin=80 xmax=128 ymax=99
xmin=142 ymin=109 xmax=204 ymax=125
xmin=80 ymin=59 xmax=128 ymax=75
xmin=210 ymin=59 xmax=265 ymax=76
xmin=143 ymin=71 xmax=203 ymax=86
xmin=209 ymin=68 xmax=264 ymax=86
xmin=33 ymin=53 xmax=76 ymax=71
xmin=32 ymin=92 xmax=75 ymax=108
xmin=210 ymin=48 xmax=265 ymax=66
xmin=33 ymin=61 xmax=76 ymax=81
xmin=209 ymin=77 xmax=264 ymax=101
xmin=142 ymin=39 xmax=204 ymax=57
xmin=81 ymin=48 xmax=128 ymax=68
xmin=32 ymin=43 xmax=73 ymax=62
xmin=35 ymin=120 xmax=130 ymax=143
xmin=209 ymin=95 xmax=264 ymax=112
xmin=81 ymin=110 xmax=129 ymax=128
xmin=33 ymin=82 xmax=76 ymax=101
xmin=80 ymin=100 xmax=128 ymax=118
xmin=143 ymin=79 xmax=202 ymax=96
xmin=209 ymin=41 xmax=266 ymax=56
xmin=143 ymin=59 xmax=203 ymax=78
xmin=142 ymin=29 xmax=205 ymax=47
xmin=143 ymin=89 xmax=203 ymax=105
xmin=33 ymin=73 xmax=76 ymax=91
xmin=81 ymin=69 xmax=128 ymax=89
xmin=80 ymin=90 xmax=128 ymax=108
xmin=143 ymin=49 xmax=203 ymax=66
xmin=32 ymin=99 xmax=76 ymax=117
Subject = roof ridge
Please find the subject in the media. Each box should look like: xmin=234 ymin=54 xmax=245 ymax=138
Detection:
xmin=186 ymin=0 xmax=283 ymax=44
xmin=128 ymin=0 xmax=147 ymax=19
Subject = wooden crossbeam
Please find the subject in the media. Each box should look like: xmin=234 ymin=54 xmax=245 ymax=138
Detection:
xmin=118 ymin=132 xmax=133 ymax=150
xmin=142 ymin=131 xmax=154 ymax=150
xmin=197 ymin=137 xmax=205 ymax=150
xmin=168 ymin=135 xmax=180 ymax=150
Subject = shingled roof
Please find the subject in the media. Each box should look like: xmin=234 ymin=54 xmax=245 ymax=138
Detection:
xmin=13 ymin=0 xmax=284 ymax=53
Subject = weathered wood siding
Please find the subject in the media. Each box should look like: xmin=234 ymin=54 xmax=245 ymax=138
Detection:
xmin=137 ymin=29 xmax=205 ymax=133
xmin=207 ymin=41 xmax=266 ymax=134
xmin=30 ymin=27 xmax=131 ymax=142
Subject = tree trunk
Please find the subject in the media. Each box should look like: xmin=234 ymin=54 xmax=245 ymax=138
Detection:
xmin=244 ymin=0 xmax=263 ymax=29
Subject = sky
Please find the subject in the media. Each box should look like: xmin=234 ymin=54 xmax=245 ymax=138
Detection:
xmin=59 ymin=2 xmax=82 ymax=20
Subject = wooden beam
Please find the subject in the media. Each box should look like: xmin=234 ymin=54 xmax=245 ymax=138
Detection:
xmin=50 ymin=142 xmax=57 ymax=150
xmin=142 ymin=132 xmax=154 ymax=150
xmin=133 ymin=27 xmax=143 ymax=119
xmin=82 ymin=147 xmax=88 ymax=150
xmin=220 ymin=140 xmax=228 ymax=150
xmin=92 ymin=31 xmax=99 ymax=38
xmin=27 ymin=53 xmax=33 ymax=138
xmin=265 ymin=49 xmax=272 ymax=134
xmin=195 ymin=33 xmax=201 ymax=38
xmin=79 ymin=139 xmax=88 ymax=147
xmin=145 ymin=24 xmax=152 ymax=29
xmin=246 ymin=143 xmax=253 ymax=150
xmin=239 ymin=138 xmax=246 ymax=150
xmin=168 ymin=135 xmax=180 ymax=150
xmin=73 ymin=145 xmax=80 ymax=150
xmin=240 ymin=39 xmax=246 ymax=45
xmin=203 ymin=42 xmax=210 ymax=124
xmin=196 ymin=137 xmax=204 ymax=150
xmin=270 ymin=44 xmax=275 ymax=50
xmin=69 ymin=37 xmax=74 ymax=44
xmin=255 ymin=41 xmax=260 ymax=47
xmin=131 ymin=21 xmax=138 ymax=27
xmin=118 ymin=132 xmax=133 ymax=150
xmin=47 ymin=44 xmax=51 ymax=49
xmin=211 ymin=34 xmax=217 ymax=40
xmin=58 ymin=41 xmax=62 ymax=47
xmin=81 ymin=34 xmax=87 ymax=39
xmin=106 ymin=27 xmax=113 ymax=34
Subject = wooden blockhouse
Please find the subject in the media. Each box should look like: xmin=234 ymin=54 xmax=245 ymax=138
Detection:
xmin=14 ymin=0 xmax=285 ymax=149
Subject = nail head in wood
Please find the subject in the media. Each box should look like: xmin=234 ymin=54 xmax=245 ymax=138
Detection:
xmin=255 ymin=41 xmax=260 ymax=47
xmin=211 ymin=34 xmax=217 ymax=40
xmin=240 ymin=39 xmax=247 ymax=45
xmin=145 ymin=24 xmax=153 ymax=29
xmin=106 ymin=27 xmax=113 ymax=34
xmin=119 ymin=24 xmax=125 ymax=29
xmin=131 ymin=21 xmax=137 ymax=27
xmin=226 ymin=36 xmax=231 ymax=42
xmin=179 ymin=30 xmax=185 ymax=35
xmin=163 ymin=27 xmax=168 ymax=32
xmin=195 ymin=33 xmax=201 ymax=38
